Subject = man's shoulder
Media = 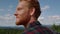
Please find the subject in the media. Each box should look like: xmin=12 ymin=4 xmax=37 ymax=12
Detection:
xmin=22 ymin=25 xmax=54 ymax=34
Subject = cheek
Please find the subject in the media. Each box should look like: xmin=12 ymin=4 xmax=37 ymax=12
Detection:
xmin=17 ymin=11 xmax=27 ymax=21
xmin=17 ymin=10 xmax=25 ymax=15
xmin=19 ymin=10 xmax=28 ymax=16
xmin=17 ymin=9 xmax=30 ymax=20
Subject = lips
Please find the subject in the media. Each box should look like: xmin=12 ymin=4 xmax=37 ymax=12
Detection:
xmin=16 ymin=17 xmax=20 ymax=21
xmin=16 ymin=16 xmax=19 ymax=19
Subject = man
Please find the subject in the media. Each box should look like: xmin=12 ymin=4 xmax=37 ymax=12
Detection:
xmin=14 ymin=0 xmax=54 ymax=34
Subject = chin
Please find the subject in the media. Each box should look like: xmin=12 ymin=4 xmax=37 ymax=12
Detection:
xmin=16 ymin=23 xmax=20 ymax=25
xmin=16 ymin=21 xmax=23 ymax=25
xmin=16 ymin=22 xmax=20 ymax=25
xmin=16 ymin=19 xmax=21 ymax=25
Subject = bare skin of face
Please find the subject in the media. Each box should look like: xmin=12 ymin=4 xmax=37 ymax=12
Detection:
xmin=14 ymin=1 xmax=36 ymax=28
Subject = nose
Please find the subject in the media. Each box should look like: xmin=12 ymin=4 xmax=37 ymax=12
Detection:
xmin=14 ymin=12 xmax=18 ymax=16
xmin=14 ymin=14 xmax=17 ymax=16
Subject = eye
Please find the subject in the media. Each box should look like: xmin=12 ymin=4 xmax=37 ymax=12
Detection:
xmin=17 ymin=8 xmax=22 ymax=11
xmin=17 ymin=8 xmax=20 ymax=11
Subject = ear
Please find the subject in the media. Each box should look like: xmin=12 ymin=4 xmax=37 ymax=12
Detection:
xmin=30 ymin=8 xmax=35 ymax=16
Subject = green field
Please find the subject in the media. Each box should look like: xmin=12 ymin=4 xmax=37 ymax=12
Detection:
xmin=0 ymin=29 xmax=24 ymax=34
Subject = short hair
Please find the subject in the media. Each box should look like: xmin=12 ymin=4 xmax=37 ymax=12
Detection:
xmin=19 ymin=0 xmax=41 ymax=19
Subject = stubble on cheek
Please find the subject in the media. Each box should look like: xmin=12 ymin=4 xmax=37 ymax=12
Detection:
xmin=15 ymin=9 xmax=30 ymax=25
xmin=16 ymin=17 xmax=20 ymax=25
xmin=15 ymin=11 xmax=24 ymax=25
xmin=15 ymin=15 xmax=26 ymax=25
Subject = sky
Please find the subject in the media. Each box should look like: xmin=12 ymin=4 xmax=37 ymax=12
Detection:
xmin=0 ymin=0 xmax=60 ymax=26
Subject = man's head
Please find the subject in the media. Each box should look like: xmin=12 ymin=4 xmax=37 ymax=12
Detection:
xmin=14 ymin=0 xmax=41 ymax=25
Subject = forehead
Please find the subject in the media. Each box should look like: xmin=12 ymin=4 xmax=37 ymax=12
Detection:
xmin=17 ymin=1 xmax=29 ymax=8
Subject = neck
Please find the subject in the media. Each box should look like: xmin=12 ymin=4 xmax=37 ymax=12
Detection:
xmin=24 ymin=17 xmax=37 ymax=28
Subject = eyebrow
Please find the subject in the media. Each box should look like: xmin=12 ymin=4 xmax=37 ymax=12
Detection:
xmin=17 ymin=7 xmax=23 ymax=10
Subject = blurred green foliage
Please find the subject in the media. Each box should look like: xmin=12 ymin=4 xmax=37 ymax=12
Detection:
xmin=0 ymin=29 xmax=24 ymax=34
xmin=51 ymin=24 xmax=60 ymax=32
